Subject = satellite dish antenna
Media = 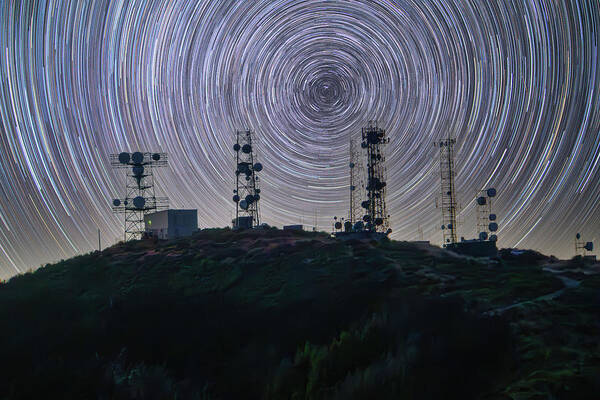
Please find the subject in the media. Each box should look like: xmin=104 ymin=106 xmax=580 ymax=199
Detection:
xmin=487 ymin=188 xmax=497 ymax=197
xmin=253 ymin=163 xmax=263 ymax=172
xmin=152 ymin=153 xmax=161 ymax=161
xmin=479 ymin=232 xmax=488 ymax=241
xmin=132 ymin=166 xmax=144 ymax=176
xmin=354 ymin=221 xmax=364 ymax=231
xmin=367 ymin=131 xmax=380 ymax=144
xmin=335 ymin=221 xmax=342 ymax=230
xmin=113 ymin=199 xmax=121 ymax=206
xmin=441 ymin=225 xmax=445 ymax=230
xmin=239 ymin=200 xmax=248 ymax=210
xmin=133 ymin=196 xmax=146 ymax=209
xmin=576 ymin=233 xmax=581 ymax=239
xmin=242 ymin=144 xmax=252 ymax=154
xmin=477 ymin=196 xmax=487 ymax=205
xmin=447 ymin=223 xmax=453 ymax=229
xmin=118 ymin=152 xmax=130 ymax=164
xmin=245 ymin=194 xmax=254 ymax=204
xmin=585 ymin=242 xmax=594 ymax=251
xmin=489 ymin=234 xmax=498 ymax=242
xmin=375 ymin=218 xmax=383 ymax=226
xmin=131 ymin=152 xmax=144 ymax=165
xmin=233 ymin=195 xmax=240 ymax=202
xmin=489 ymin=222 xmax=498 ymax=232
xmin=363 ymin=215 xmax=371 ymax=222
xmin=489 ymin=214 xmax=497 ymax=221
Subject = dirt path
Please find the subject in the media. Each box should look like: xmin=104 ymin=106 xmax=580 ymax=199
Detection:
xmin=485 ymin=271 xmax=580 ymax=316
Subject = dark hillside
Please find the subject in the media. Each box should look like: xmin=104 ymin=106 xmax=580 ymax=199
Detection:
xmin=0 ymin=228 xmax=598 ymax=399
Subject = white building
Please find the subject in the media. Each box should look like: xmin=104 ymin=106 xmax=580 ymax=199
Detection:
xmin=144 ymin=209 xmax=198 ymax=240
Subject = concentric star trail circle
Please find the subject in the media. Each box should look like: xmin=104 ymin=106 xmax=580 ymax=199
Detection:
xmin=0 ymin=0 xmax=599 ymax=278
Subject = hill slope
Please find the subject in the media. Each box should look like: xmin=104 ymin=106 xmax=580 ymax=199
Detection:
xmin=0 ymin=228 xmax=598 ymax=399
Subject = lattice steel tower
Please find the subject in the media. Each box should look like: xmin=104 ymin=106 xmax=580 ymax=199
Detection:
xmin=348 ymin=138 xmax=364 ymax=226
xmin=232 ymin=129 xmax=262 ymax=229
xmin=111 ymin=152 xmax=168 ymax=241
xmin=360 ymin=121 xmax=389 ymax=233
xmin=439 ymin=138 xmax=458 ymax=246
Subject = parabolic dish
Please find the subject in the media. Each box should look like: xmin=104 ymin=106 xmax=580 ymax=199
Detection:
xmin=132 ymin=166 xmax=144 ymax=176
xmin=133 ymin=196 xmax=146 ymax=209
xmin=118 ymin=152 xmax=130 ymax=164
xmin=131 ymin=152 xmax=144 ymax=165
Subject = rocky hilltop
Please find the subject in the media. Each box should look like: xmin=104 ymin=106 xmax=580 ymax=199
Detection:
xmin=0 ymin=228 xmax=598 ymax=399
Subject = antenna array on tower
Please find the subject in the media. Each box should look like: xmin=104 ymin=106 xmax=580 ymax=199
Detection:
xmin=476 ymin=188 xmax=498 ymax=242
xmin=360 ymin=121 xmax=390 ymax=233
xmin=110 ymin=152 xmax=169 ymax=241
xmin=232 ymin=130 xmax=262 ymax=229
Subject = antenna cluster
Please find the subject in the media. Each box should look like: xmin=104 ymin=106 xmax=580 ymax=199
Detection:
xmin=111 ymin=152 xmax=168 ymax=240
xmin=232 ymin=130 xmax=262 ymax=229
xmin=476 ymin=188 xmax=498 ymax=242
xmin=360 ymin=121 xmax=390 ymax=233
xmin=575 ymin=233 xmax=594 ymax=255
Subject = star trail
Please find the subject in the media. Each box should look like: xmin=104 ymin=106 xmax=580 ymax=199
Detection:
xmin=0 ymin=0 xmax=599 ymax=278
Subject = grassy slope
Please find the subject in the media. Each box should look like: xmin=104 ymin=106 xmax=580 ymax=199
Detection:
xmin=0 ymin=228 xmax=598 ymax=399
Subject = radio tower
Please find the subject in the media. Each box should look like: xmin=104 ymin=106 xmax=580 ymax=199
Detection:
xmin=232 ymin=129 xmax=262 ymax=229
xmin=111 ymin=152 xmax=168 ymax=241
xmin=361 ymin=121 xmax=390 ymax=233
xmin=348 ymin=138 xmax=364 ymax=226
xmin=438 ymin=137 xmax=458 ymax=246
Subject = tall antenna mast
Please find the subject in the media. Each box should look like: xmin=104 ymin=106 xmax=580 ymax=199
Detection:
xmin=348 ymin=138 xmax=363 ymax=225
xmin=232 ymin=129 xmax=262 ymax=229
xmin=438 ymin=137 xmax=458 ymax=246
xmin=360 ymin=121 xmax=389 ymax=233
xmin=111 ymin=152 xmax=168 ymax=241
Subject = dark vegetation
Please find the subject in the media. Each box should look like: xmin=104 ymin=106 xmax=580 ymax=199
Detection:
xmin=0 ymin=228 xmax=598 ymax=399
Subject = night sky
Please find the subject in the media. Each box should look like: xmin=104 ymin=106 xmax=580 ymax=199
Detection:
xmin=1 ymin=0 xmax=599 ymax=278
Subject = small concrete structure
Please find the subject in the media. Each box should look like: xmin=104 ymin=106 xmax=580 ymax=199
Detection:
xmin=334 ymin=231 xmax=389 ymax=241
xmin=283 ymin=224 xmax=303 ymax=231
xmin=144 ymin=209 xmax=197 ymax=240
xmin=233 ymin=216 xmax=254 ymax=230
xmin=445 ymin=240 xmax=498 ymax=257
